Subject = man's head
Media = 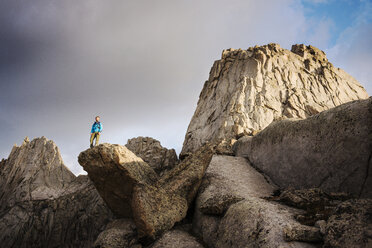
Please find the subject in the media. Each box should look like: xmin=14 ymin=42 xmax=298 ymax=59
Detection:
xmin=95 ymin=116 xmax=100 ymax=122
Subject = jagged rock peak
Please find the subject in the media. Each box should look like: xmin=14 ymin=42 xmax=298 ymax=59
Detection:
xmin=181 ymin=43 xmax=369 ymax=156
xmin=1 ymin=136 xmax=75 ymax=205
xmin=291 ymin=44 xmax=327 ymax=60
xmin=220 ymin=43 xmax=327 ymax=61
xmin=0 ymin=136 xmax=113 ymax=247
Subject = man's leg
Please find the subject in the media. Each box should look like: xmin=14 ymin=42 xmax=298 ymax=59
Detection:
xmin=95 ymin=132 xmax=100 ymax=146
xmin=90 ymin=133 xmax=95 ymax=148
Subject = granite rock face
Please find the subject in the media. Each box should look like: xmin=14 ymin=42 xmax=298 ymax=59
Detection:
xmin=78 ymin=143 xmax=215 ymax=241
xmin=181 ymin=43 xmax=369 ymax=157
xmin=0 ymin=137 xmax=113 ymax=248
xmin=233 ymin=97 xmax=372 ymax=197
xmin=126 ymin=137 xmax=179 ymax=175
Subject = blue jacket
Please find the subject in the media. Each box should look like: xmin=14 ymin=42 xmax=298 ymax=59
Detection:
xmin=91 ymin=121 xmax=103 ymax=133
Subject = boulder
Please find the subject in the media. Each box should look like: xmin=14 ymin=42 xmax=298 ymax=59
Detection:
xmin=193 ymin=155 xmax=315 ymax=248
xmin=181 ymin=43 xmax=368 ymax=157
xmin=216 ymin=199 xmax=316 ymax=248
xmin=151 ymin=230 xmax=204 ymax=248
xmin=132 ymin=144 xmax=214 ymax=241
xmin=78 ymin=143 xmax=215 ymax=241
xmin=93 ymin=219 xmax=141 ymax=248
xmin=78 ymin=144 xmax=158 ymax=217
xmin=131 ymin=183 xmax=188 ymax=242
xmin=196 ymin=155 xmax=276 ymax=216
xmin=234 ymin=97 xmax=372 ymax=197
xmin=126 ymin=137 xmax=178 ymax=175
xmin=0 ymin=137 xmax=113 ymax=248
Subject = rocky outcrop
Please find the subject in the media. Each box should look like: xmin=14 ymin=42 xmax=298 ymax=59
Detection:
xmin=78 ymin=143 xmax=215 ymax=241
xmin=133 ymin=144 xmax=214 ymax=241
xmin=0 ymin=137 xmax=113 ymax=248
xmin=181 ymin=43 xmax=369 ymax=157
xmin=0 ymin=137 xmax=75 ymax=209
xmin=126 ymin=137 xmax=179 ymax=175
xmin=193 ymin=155 xmax=317 ymax=248
xmin=233 ymin=97 xmax=372 ymax=197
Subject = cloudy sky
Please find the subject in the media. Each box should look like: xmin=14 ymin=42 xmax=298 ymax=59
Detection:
xmin=1 ymin=0 xmax=371 ymax=175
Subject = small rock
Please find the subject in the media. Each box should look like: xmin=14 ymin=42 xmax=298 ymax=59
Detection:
xmin=283 ymin=224 xmax=322 ymax=243
xmin=314 ymin=220 xmax=326 ymax=235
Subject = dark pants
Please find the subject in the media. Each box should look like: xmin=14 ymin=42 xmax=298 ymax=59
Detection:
xmin=90 ymin=132 xmax=100 ymax=148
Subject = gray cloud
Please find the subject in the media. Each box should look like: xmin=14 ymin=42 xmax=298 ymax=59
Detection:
xmin=0 ymin=0 xmax=370 ymax=174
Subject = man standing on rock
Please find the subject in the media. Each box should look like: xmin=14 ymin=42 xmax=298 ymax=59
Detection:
xmin=90 ymin=116 xmax=103 ymax=148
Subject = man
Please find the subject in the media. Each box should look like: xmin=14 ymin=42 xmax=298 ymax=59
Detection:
xmin=90 ymin=116 xmax=103 ymax=148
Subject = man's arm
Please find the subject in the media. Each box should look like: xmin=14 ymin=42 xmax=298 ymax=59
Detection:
xmin=99 ymin=123 xmax=103 ymax=132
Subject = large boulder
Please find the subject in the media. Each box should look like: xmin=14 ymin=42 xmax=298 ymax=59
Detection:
xmin=126 ymin=136 xmax=179 ymax=175
xmin=193 ymin=155 xmax=316 ymax=248
xmin=78 ymin=144 xmax=158 ymax=217
xmin=233 ymin=97 xmax=372 ymax=197
xmin=195 ymin=155 xmax=276 ymax=216
xmin=0 ymin=137 xmax=113 ymax=248
xmin=78 ymin=143 xmax=215 ymax=241
xmin=181 ymin=43 xmax=368 ymax=157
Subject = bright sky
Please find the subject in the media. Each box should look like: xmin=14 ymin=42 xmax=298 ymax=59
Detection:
xmin=0 ymin=0 xmax=371 ymax=175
